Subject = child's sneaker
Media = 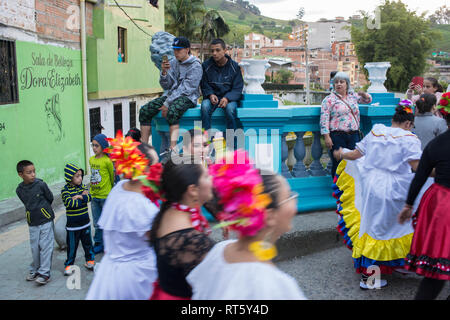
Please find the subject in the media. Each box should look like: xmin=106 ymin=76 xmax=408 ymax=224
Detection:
xmin=64 ymin=266 xmax=73 ymax=276
xmin=26 ymin=272 xmax=38 ymax=281
xmin=84 ymin=260 xmax=95 ymax=270
xmin=35 ymin=275 xmax=50 ymax=285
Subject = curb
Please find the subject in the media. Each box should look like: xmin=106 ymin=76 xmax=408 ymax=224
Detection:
xmin=209 ymin=210 xmax=341 ymax=261
xmin=2 ymin=186 xmax=341 ymax=261
xmin=0 ymin=182 xmax=66 ymax=228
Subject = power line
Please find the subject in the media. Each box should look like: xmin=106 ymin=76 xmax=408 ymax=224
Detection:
xmin=112 ymin=0 xmax=153 ymax=38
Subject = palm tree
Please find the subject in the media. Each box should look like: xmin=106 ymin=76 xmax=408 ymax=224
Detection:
xmin=165 ymin=0 xmax=205 ymax=39
xmin=199 ymin=10 xmax=230 ymax=60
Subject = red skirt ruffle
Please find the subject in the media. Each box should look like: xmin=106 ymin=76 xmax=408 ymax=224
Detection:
xmin=149 ymin=280 xmax=191 ymax=300
xmin=404 ymin=183 xmax=450 ymax=280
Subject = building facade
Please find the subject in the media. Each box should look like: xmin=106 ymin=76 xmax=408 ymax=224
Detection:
xmin=293 ymin=19 xmax=351 ymax=51
xmin=0 ymin=0 xmax=95 ymax=201
xmin=86 ymin=0 xmax=164 ymax=146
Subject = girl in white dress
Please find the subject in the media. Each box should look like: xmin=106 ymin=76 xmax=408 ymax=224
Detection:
xmin=187 ymin=150 xmax=306 ymax=300
xmin=332 ymin=103 xmax=428 ymax=289
xmin=86 ymin=136 xmax=161 ymax=300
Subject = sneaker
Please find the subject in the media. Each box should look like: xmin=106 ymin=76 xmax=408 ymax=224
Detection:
xmin=84 ymin=260 xmax=95 ymax=270
xmin=360 ymin=279 xmax=387 ymax=290
xmin=26 ymin=272 xmax=38 ymax=281
xmin=35 ymin=275 xmax=50 ymax=285
xmin=64 ymin=266 xmax=73 ymax=276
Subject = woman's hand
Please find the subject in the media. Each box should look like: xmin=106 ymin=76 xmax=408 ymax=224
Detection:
xmin=333 ymin=147 xmax=343 ymax=161
xmin=324 ymin=134 xmax=333 ymax=150
xmin=398 ymin=205 xmax=413 ymax=224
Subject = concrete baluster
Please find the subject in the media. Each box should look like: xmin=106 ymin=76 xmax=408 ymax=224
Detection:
xmin=309 ymin=132 xmax=327 ymax=176
xmin=292 ymin=132 xmax=310 ymax=177
xmin=281 ymin=132 xmax=292 ymax=178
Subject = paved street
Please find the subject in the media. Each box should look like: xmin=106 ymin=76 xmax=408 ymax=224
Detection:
xmin=0 ymin=211 xmax=448 ymax=300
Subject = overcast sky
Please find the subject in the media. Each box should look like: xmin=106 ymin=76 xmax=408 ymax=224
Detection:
xmin=249 ymin=0 xmax=447 ymax=21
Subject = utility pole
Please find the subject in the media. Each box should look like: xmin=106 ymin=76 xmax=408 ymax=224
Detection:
xmin=302 ymin=23 xmax=310 ymax=104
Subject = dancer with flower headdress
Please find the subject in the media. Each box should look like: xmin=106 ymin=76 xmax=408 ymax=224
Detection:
xmin=186 ymin=150 xmax=306 ymax=300
xmin=331 ymin=102 xmax=429 ymax=289
xmin=149 ymin=156 xmax=214 ymax=300
xmin=86 ymin=131 xmax=162 ymax=300
xmin=398 ymin=93 xmax=450 ymax=300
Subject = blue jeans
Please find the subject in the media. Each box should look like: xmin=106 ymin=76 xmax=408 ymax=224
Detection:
xmin=329 ymin=131 xmax=361 ymax=178
xmin=201 ymin=99 xmax=240 ymax=131
xmin=91 ymin=197 xmax=106 ymax=247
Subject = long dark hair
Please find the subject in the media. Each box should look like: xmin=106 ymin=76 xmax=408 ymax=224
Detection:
xmin=415 ymin=93 xmax=437 ymax=114
xmin=392 ymin=105 xmax=415 ymax=124
xmin=149 ymin=159 xmax=204 ymax=245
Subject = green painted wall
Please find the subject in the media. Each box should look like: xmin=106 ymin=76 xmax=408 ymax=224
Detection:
xmin=87 ymin=1 xmax=165 ymax=99
xmin=0 ymin=41 xmax=85 ymax=201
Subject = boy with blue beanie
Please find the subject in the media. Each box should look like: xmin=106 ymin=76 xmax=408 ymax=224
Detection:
xmin=62 ymin=163 xmax=95 ymax=274
xmin=89 ymin=134 xmax=114 ymax=254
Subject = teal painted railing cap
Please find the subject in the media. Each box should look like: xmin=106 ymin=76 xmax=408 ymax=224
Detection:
xmin=242 ymin=94 xmax=274 ymax=101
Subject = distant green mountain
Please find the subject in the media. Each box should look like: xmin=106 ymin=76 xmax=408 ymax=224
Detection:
xmin=431 ymin=24 xmax=450 ymax=52
xmin=205 ymin=0 xmax=293 ymax=45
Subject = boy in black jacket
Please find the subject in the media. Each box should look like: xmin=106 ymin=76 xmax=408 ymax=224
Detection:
xmin=200 ymin=38 xmax=244 ymax=138
xmin=61 ymin=163 xmax=95 ymax=275
xmin=16 ymin=160 xmax=55 ymax=285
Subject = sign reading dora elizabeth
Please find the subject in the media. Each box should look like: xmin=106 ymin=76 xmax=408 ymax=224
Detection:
xmin=14 ymin=42 xmax=83 ymax=144
xmin=20 ymin=52 xmax=81 ymax=92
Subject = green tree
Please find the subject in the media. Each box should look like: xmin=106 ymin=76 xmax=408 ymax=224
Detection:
xmin=274 ymin=69 xmax=294 ymax=84
xmin=200 ymin=10 xmax=230 ymax=60
xmin=351 ymin=0 xmax=440 ymax=91
xmin=165 ymin=0 xmax=205 ymax=39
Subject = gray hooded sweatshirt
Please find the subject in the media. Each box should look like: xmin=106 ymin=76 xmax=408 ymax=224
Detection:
xmin=16 ymin=178 xmax=55 ymax=226
xmin=160 ymin=54 xmax=203 ymax=107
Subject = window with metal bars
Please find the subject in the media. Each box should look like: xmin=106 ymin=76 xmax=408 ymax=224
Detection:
xmin=129 ymin=101 xmax=136 ymax=128
xmin=0 ymin=39 xmax=19 ymax=105
xmin=89 ymin=107 xmax=102 ymax=140
xmin=114 ymin=103 xmax=123 ymax=135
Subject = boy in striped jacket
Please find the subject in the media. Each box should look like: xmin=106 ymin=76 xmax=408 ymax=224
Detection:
xmin=61 ymin=163 xmax=95 ymax=275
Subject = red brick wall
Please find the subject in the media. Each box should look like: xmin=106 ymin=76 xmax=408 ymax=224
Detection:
xmin=35 ymin=0 xmax=93 ymax=44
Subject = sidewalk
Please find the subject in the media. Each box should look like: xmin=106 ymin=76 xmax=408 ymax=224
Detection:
xmin=0 ymin=209 xmax=339 ymax=300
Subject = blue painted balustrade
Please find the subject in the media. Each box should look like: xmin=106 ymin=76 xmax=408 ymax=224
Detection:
xmin=149 ymin=92 xmax=397 ymax=213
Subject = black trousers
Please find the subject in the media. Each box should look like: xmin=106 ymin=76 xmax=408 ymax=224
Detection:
xmin=415 ymin=277 xmax=447 ymax=300
xmin=329 ymin=131 xmax=361 ymax=178
xmin=64 ymin=226 xmax=95 ymax=267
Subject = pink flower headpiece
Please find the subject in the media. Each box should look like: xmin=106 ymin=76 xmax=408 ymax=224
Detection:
xmin=209 ymin=150 xmax=272 ymax=237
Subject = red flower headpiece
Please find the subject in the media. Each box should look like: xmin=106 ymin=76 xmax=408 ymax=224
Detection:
xmin=141 ymin=163 xmax=165 ymax=207
xmin=105 ymin=131 xmax=165 ymax=206
xmin=399 ymin=99 xmax=413 ymax=114
xmin=437 ymin=92 xmax=450 ymax=117
xmin=105 ymin=130 xmax=148 ymax=180
xmin=209 ymin=150 xmax=272 ymax=237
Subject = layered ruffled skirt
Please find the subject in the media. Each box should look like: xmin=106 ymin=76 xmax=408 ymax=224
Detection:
xmin=404 ymin=183 xmax=450 ymax=280
xmin=332 ymin=160 xmax=430 ymax=274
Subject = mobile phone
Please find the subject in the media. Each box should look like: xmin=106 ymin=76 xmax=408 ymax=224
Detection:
xmin=162 ymin=55 xmax=168 ymax=63
xmin=411 ymin=76 xmax=423 ymax=88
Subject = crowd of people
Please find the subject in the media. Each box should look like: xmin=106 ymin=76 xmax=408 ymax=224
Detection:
xmin=13 ymin=36 xmax=449 ymax=300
